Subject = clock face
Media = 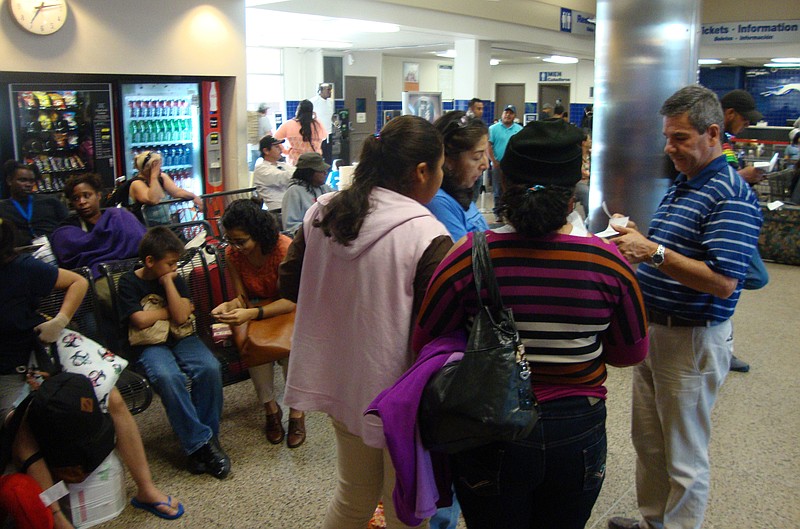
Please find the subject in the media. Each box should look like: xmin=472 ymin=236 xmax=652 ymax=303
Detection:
xmin=9 ymin=0 xmax=68 ymax=35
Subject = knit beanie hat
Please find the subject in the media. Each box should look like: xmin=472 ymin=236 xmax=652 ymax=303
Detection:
xmin=501 ymin=119 xmax=584 ymax=187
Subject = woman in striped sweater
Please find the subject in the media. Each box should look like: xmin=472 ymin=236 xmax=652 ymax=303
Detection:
xmin=413 ymin=119 xmax=649 ymax=529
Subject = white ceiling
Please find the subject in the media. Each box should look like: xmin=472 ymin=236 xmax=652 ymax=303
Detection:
xmin=245 ymin=1 xmax=794 ymax=67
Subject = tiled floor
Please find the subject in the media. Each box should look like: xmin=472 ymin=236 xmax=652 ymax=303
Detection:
xmin=92 ymin=196 xmax=800 ymax=528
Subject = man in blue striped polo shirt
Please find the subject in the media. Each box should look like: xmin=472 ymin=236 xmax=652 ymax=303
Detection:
xmin=607 ymin=85 xmax=762 ymax=529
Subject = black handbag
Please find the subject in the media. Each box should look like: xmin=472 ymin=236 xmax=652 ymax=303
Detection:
xmin=419 ymin=231 xmax=538 ymax=454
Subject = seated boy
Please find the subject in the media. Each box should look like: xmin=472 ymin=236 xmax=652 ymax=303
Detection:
xmin=117 ymin=227 xmax=230 ymax=479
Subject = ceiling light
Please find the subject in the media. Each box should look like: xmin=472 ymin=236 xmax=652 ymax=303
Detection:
xmin=771 ymin=57 xmax=800 ymax=63
xmin=490 ymin=59 xmax=501 ymax=66
xmin=764 ymin=62 xmax=800 ymax=68
xmin=341 ymin=19 xmax=400 ymax=33
xmin=435 ymin=49 xmax=457 ymax=59
xmin=542 ymin=55 xmax=578 ymax=64
xmin=698 ymin=59 xmax=722 ymax=65
xmin=301 ymin=40 xmax=353 ymax=49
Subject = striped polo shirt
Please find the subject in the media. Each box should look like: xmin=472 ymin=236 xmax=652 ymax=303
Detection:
xmin=637 ymin=154 xmax=762 ymax=322
xmin=414 ymin=230 xmax=648 ymax=402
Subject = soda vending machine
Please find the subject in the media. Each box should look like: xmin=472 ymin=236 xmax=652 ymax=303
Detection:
xmin=119 ymin=82 xmax=203 ymax=197
xmin=9 ymin=83 xmax=116 ymax=192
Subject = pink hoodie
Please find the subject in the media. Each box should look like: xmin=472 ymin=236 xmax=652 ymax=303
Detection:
xmin=284 ymin=187 xmax=450 ymax=447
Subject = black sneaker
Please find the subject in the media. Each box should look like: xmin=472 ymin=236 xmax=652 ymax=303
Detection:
xmin=607 ymin=517 xmax=641 ymax=529
xmin=730 ymin=354 xmax=750 ymax=373
xmin=188 ymin=440 xmax=231 ymax=479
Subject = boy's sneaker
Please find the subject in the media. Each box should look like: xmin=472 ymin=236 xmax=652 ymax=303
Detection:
xmin=607 ymin=517 xmax=641 ymax=529
xmin=730 ymin=354 xmax=750 ymax=373
xmin=188 ymin=439 xmax=231 ymax=479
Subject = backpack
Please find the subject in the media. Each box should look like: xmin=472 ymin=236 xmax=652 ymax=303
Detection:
xmin=24 ymin=372 xmax=116 ymax=483
xmin=102 ymin=177 xmax=138 ymax=208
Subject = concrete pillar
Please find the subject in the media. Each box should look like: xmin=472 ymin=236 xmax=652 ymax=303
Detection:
xmin=589 ymin=0 xmax=700 ymax=232
xmin=454 ymin=39 xmax=491 ymax=107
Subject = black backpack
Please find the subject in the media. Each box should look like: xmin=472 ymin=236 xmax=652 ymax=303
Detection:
xmin=25 ymin=372 xmax=116 ymax=483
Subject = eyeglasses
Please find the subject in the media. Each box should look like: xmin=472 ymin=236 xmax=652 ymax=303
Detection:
xmin=223 ymin=236 xmax=251 ymax=248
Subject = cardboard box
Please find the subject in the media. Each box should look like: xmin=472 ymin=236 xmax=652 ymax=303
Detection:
xmin=62 ymin=451 xmax=126 ymax=529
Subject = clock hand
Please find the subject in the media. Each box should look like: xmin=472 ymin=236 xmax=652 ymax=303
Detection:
xmin=29 ymin=2 xmax=45 ymax=24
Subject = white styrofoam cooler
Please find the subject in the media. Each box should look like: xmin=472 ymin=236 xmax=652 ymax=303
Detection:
xmin=61 ymin=450 xmax=126 ymax=529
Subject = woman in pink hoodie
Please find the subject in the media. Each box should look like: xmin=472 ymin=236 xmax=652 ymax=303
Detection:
xmin=279 ymin=115 xmax=452 ymax=529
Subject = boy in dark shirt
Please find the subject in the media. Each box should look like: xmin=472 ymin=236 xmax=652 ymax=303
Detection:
xmin=117 ymin=227 xmax=230 ymax=479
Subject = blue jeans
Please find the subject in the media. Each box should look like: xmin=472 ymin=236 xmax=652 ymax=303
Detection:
xmin=430 ymin=490 xmax=460 ymax=529
xmin=138 ymin=335 xmax=223 ymax=454
xmin=452 ymin=397 xmax=607 ymax=529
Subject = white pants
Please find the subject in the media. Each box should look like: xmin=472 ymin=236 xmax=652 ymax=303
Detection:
xmin=632 ymin=320 xmax=731 ymax=529
xmin=249 ymin=358 xmax=288 ymax=404
xmin=322 ymin=419 xmax=427 ymax=529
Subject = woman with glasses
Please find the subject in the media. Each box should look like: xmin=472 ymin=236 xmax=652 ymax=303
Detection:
xmin=427 ymin=111 xmax=490 ymax=242
xmin=210 ymin=199 xmax=305 ymax=447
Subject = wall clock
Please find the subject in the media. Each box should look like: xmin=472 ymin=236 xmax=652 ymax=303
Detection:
xmin=9 ymin=0 xmax=68 ymax=35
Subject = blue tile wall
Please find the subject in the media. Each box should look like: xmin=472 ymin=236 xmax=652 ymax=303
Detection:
xmin=744 ymin=69 xmax=800 ymax=127
xmin=699 ymin=67 xmax=800 ymax=126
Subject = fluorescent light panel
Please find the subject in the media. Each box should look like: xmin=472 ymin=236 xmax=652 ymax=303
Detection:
xmin=698 ymin=59 xmax=722 ymax=65
xmin=542 ymin=55 xmax=578 ymax=64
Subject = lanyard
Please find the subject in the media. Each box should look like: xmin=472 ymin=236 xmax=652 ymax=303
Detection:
xmin=10 ymin=196 xmax=35 ymax=236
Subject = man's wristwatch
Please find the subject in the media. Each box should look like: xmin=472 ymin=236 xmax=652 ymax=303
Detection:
xmin=650 ymin=244 xmax=666 ymax=268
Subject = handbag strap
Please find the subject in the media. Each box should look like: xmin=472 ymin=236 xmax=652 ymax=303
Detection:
xmin=471 ymin=231 xmax=504 ymax=314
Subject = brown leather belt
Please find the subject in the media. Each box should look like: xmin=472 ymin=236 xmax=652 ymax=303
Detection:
xmin=647 ymin=309 xmax=713 ymax=328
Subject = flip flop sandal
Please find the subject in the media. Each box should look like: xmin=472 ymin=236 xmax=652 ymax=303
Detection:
xmin=130 ymin=496 xmax=185 ymax=520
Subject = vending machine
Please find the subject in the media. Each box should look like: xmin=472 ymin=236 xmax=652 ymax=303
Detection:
xmin=9 ymin=83 xmax=117 ymax=192
xmin=201 ymin=80 xmax=223 ymax=194
xmin=119 ymin=82 xmax=204 ymax=197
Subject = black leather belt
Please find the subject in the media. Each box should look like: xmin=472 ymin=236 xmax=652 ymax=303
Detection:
xmin=647 ymin=309 xmax=713 ymax=328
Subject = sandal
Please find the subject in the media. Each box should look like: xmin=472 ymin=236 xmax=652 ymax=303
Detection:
xmin=265 ymin=405 xmax=285 ymax=444
xmin=287 ymin=414 xmax=306 ymax=449
xmin=130 ymin=496 xmax=184 ymax=520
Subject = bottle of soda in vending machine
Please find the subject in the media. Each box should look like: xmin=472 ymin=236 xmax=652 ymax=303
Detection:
xmin=129 ymin=120 xmax=139 ymax=144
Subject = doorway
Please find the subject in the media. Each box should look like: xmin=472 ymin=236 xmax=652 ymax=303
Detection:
xmin=538 ymin=84 xmax=570 ymax=118
xmin=494 ymin=83 xmax=525 ymax=123
xmin=344 ymin=75 xmax=377 ymax=164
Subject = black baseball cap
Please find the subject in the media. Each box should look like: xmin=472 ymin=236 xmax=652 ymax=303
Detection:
xmin=720 ymin=90 xmax=763 ymax=123
xmin=259 ymin=135 xmax=284 ymax=151
xmin=504 ymin=105 xmax=517 ymax=114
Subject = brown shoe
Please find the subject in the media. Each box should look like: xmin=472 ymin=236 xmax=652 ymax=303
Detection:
xmin=265 ymin=405 xmax=285 ymax=444
xmin=287 ymin=414 xmax=306 ymax=449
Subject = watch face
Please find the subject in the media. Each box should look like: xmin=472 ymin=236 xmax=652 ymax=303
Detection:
xmin=9 ymin=0 xmax=68 ymax=35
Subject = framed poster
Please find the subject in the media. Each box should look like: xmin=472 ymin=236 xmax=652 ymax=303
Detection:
xmin=402 ymin=92 xmax=442 ymax=123
xmin=403 ymin=62 xmax=420 ymax=91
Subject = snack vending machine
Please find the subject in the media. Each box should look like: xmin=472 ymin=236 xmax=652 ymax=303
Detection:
xmin=119 ymin=82 xmax=204 ymax=197
xmin=9 ymin=83 xmax=117 ymax=192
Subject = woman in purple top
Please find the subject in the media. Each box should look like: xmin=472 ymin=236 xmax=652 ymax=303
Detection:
xmin=414 ymin=120 xmax=648 ymax=529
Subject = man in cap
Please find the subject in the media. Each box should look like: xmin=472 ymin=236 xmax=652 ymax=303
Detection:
xmin=608 ymin=85 xmax=762 ymax=529
xmin=488 ymin=105 xmax=523 ymax=222
xmin=539 ymin=102 xmax=554 ymax=120
xmin=720 ymin=89 xmax=764 ymax=186
xmin=252 ymin=135 xmax=295 ymax=228
xmin=720 ymin=89 xmax=769 ymax=373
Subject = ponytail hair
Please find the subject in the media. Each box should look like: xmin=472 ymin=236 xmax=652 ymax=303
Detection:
xmin=502 ymin=184 xmax=574 ymax=238
xmin=314 ymin=115 xmax=443 ymax=245
xmin=296 ymin=99 xmax=319 ymax=144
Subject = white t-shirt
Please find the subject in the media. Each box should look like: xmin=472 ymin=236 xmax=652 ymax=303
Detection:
xmin=309 ymin=95 xmax=333 ymax=135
